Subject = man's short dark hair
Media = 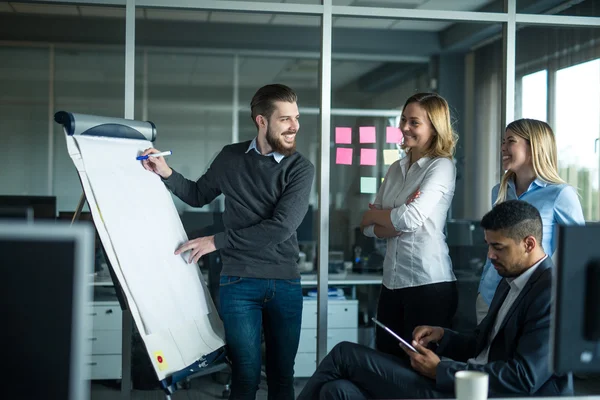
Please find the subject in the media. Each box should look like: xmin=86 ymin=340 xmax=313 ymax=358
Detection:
xmin=480 ymin=200 xmax=543 ymax=244
xmin=250 ymin=84 xmax=297 ymax=128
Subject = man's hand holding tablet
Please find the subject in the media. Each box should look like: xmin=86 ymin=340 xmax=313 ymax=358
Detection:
xmin=412 ymin=324 xmax=445 ymax=346
xmin=372 ymin=318 xmax=444 ymax=379
xmin=371 ymin=318 xmax=418 ymax=352
xmin=408 ymin=324 xmax=445 ymax=379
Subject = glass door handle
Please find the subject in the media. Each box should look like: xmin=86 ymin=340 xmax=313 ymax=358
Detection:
xmin=595 ymin=138 xmax=599 ymax=153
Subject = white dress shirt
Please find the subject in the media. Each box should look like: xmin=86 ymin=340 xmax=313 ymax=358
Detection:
xmin=468 ymin=255 xmax=547 ymax=365
xmin=363 ymin=156 xmax=456 ymax=290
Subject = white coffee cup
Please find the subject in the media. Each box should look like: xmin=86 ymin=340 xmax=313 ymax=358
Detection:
xmin=454 ymin=370 xmax=489 ymax=400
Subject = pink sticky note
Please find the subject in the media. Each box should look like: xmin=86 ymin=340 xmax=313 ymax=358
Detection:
xmin=360 ymin=148 xmax=377 ymax=166
xmin=386 ymin=127 xmax=403 ymax=143
xmin=336 ymin=148 xmax=353 ymax=165
xmin=335 ymin=127 xmax=352 ymax=144
xmin=359 ymin=126 xmax=376 ymax=143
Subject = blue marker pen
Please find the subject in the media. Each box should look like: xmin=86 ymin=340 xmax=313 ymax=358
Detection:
xmin=136 ymin=150 xmax=172 ymax=161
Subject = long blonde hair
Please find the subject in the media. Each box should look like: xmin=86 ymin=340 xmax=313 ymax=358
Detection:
xmin=495 ymin=118 xmax=565 ymax=204
xmin=400 ymin=92 xmax=458 ymax=159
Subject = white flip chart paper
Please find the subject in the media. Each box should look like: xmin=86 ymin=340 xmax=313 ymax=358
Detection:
xmin=66 ymin=133 xmax=225 ymax=380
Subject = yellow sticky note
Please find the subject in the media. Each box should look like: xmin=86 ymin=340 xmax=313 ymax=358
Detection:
xmin=383 ymin=149 xmax=399 ymax=165
xmin=154 ymin=351 xmax=169 ymax=371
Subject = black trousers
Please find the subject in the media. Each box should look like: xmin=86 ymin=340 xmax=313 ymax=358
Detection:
xmin=296 ymin=341 xmax=450 ymax=400
xmin=376 ymin=281 xmax=458 ymax=360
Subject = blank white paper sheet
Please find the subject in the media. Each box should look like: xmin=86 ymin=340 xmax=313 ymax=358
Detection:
xmin=66 ymin=133 xmax=225 ymax=381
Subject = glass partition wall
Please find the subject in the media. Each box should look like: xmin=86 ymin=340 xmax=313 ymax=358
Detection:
xmin=1 ymin=0 xmax=599 ymax=391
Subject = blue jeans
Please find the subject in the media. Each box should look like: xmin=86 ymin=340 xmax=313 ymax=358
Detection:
xmin=219 ymin=276 xmax=303 ymax=400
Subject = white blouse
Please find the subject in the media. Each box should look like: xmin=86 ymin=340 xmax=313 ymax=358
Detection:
xmin=363 ymin=156 xmax=456 ymax=290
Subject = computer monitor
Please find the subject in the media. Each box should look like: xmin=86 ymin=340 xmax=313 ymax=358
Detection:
xmin=180 ymin=211 xmax=224 ymax=238
xmin=0 ymin=195 xmax=56 ymax=220
xmin=552 ymin=224 xmax=600 ymax=375
xmin=0 ymin=206 xmax=34 ymax=221
xmin=0 ymin=221 xmax=95 ymax=399
xmin=297 ymin=205 xmax=314 ymax=242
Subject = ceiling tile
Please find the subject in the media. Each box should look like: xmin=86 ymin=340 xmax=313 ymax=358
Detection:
xmin=418 ymin=0 xmax=495 ymax=11
xmin=389 ymin=20 xmax=451 ymax=31
xmin=209 ymin=12 xmax=273 ymax=25
xmin=347 ymin=0 xmax=425 ymax=7
xmin=78 ymin=6 xmax=125 ymax=18
xmin=270 ymin=14 xmax=320 ymax=26
xmin=283 ymin=0 xmax=321 ymax=4
xmin=233 ymin=0 xmax=285 ymax=2
xmin=145 ymin=8 xmax=209 ymax=22
xmin=334 ymin=0 xmax=359 ymax=5
xmin=333 ymin=17 xmax=396 ymax=29
xmin=11 ymin=3 xmax=79 ymax=16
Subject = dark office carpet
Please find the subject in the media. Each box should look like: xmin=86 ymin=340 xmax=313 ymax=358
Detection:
xmin=91 ymin=375 xmax=600 ymax=399
xmin=575 ymin=374 xmax=600 ymax=395
xmin=91 ymin=375 xmax=308 ymax=400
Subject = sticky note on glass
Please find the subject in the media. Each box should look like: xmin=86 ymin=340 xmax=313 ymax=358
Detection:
xmin=360 ymin=148 xmax=377 ymax=165
xmin=360 ymin=177 xmax=377 ymax=194
xmin=383 ymin=149 xmax=399 ymax=165
xmin=359 ymin=126 xmax=376 ymax=143
xmin=386 ymin=127 xmax=403 ymax=143
xmin=335 ymin=127 xmax=352 ymax=144
xmin=336 ymin=147 xmax=353 ymax=165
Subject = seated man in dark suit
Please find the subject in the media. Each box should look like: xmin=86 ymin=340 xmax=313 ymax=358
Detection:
xmin=297 ymin=200 xmax=572 ymax=399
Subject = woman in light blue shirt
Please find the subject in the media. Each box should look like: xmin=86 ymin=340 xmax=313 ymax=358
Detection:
xmin=476 ymin=118 xmax=584 ymax=323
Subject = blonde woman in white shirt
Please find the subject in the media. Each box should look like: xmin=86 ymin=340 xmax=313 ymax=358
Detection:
xmin=360 ymin=92 xmax=458 ymax=359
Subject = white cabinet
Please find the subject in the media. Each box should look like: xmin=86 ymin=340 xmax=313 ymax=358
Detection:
xmin=88 ymin=300 xmax=123 ymax=380
xmin=295 ymin=299 xmax=358 ymax=377
xmin=87 ymin=288 xmax=358 ymax=380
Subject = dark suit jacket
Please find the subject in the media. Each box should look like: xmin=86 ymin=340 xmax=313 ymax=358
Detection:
xmin=435 ymin=256 xmax=572 ymax=397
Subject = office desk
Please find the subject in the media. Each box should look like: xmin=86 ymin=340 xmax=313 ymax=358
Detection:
xmin=300 ymin=272 xmax=383 ymax=286
xmin=300 ymin=272 xmax=382 ymax=298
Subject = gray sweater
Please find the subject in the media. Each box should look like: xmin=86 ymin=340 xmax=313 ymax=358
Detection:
xmin=163 ymin=140 xmax=315 ymax=280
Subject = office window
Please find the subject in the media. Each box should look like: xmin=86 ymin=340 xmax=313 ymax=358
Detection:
xmin=0 ymin=47 xmax=50 ymax=197
xmin=53 ymin=48 xmax=126 ymax=213
xmin=555 ymin=59 xmax=600 ymax=221
xmin=132 ymin=8 xmax=320 ymax=213
xmin=521 ymin=70 xmax=547 ymax=121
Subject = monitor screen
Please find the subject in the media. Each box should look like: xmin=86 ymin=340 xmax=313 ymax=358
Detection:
xmin=0 ymin=195 xmax=56 ymax=220
xmin=297 ymin=205 xmax=314 ymax=242
xmin=0 ymin=222 xmax=94 ymax=399
xmin=180 ymin=211 xmax=224 ymax=238
xmin=552 ymin=224 xmax=600 ymax=375
xmin=0 ymin=206 xmax=34 ymax=221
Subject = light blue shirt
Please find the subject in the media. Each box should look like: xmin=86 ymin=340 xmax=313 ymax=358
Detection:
xmin=245 ymin=137 xmax=284 ymax=163
xmin=478 ymin=178 xmax=584 ymax=306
